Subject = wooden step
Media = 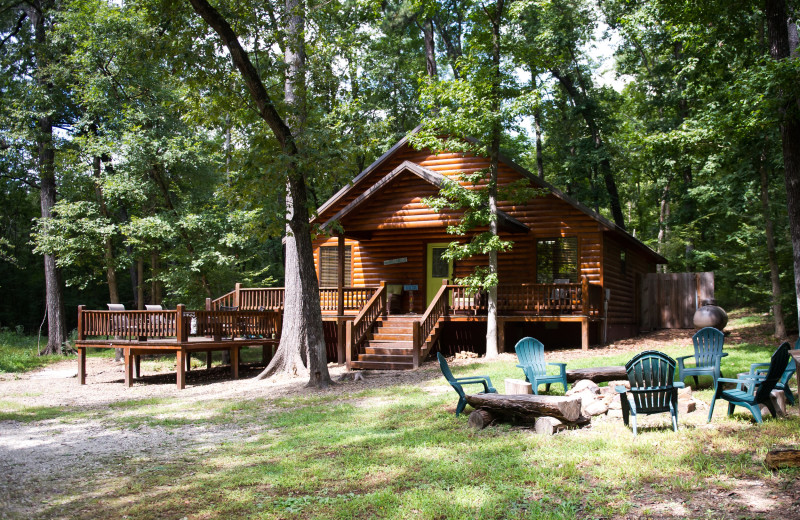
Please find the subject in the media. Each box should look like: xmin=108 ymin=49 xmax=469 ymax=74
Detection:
xmin=350 ymin=360 xmax=415 ymax=370
xmin=363 ymin=340 xmax=413 ymax=350
xmin=358 ymin=353 xmax=413 ymax=363
xmin=373 ymin=324 xmax=414 ymax=333
xmin=364 ymin=346 xmax=414 ymax=355
xmin=370 ymin=333 xmax=413 ymax=341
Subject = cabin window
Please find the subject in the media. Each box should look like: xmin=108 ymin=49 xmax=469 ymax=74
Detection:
xmin=319 ymin=246 xmax=351 ymax=287
xmin=536 ymin=237 xmax=578 ymax=283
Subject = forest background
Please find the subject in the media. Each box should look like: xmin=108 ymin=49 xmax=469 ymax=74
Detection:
xmin=1 ymin=0 xmax=798 ymax=349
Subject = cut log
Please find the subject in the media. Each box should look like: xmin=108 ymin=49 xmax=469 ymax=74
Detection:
xmin=467 ymin=409 xmax=495 ymax=430
xmin=535 ymin=416 xmax=565 ymax=435
xmin=505 ymin=378 xmax=533 ymax=395
xmin=465 ymin=393 xmax=582 ymax=423
xmin=765 ymin=449 xmax=800 ymax=470
xmin=566 ymin=366 xmax=626 ymax=383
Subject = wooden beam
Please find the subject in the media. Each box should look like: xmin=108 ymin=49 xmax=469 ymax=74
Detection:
xmin=124 ymin=348 xmax=133 ymax=387
xmin=581 ymin=318 xmax=589 ymax=351
xmin=231 ymin=346 xmax=239 ymax=379
xmin=77 ymin=347 xmax=86 ymax=385
xmin=176 ymin=350 xmax=186 ymax=390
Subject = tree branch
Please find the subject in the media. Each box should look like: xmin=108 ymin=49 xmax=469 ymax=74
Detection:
xmin=186 ymin=0 xmax=295 ymax=153
xmin=0 ymin=11 xmax=27 ymax=49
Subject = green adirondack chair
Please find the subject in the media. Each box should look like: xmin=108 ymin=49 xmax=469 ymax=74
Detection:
xmin=437 ymin=353 xmax=497 ymax=416
xmin=514 ymin=337 xmax=568 ymax=395
xmin=747 ymin=339 xmax=797 ymax=405
xmin=707 ymin=342 xmax=791 ymax=424
xmin=616 ymin=350 xmax=684 ymax=436
xmin=677 ymin=327 xmax=727 ymax=388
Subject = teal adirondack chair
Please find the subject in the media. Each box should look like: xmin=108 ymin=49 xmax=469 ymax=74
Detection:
xmin=677 ymin=327 xmax=727 ymax=388
xmin=708 ymin=342 xmax=791 ymax=424
xmin=514 ymin=337 xmax=568 ymax=395
xmin=437 ymin=353 xmax=497 ymax=416
xmin=747 ymin=339 xmax=797 ymax=405
xmin=615 ymin=350 xmax=684 ymax=436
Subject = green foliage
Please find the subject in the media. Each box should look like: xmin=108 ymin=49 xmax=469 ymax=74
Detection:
xmin=0 ymin=329 xmax=63 ymax=373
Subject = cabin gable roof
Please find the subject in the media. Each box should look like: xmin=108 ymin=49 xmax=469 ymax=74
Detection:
xmin=319 ymin=160 xmax=529 ymax=236
xmin=312 ymin=128 xmax=666 ymax=264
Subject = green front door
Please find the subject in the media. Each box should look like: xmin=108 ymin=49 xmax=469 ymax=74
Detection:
xmin=426 ymin=243 xmax=452 ymax=305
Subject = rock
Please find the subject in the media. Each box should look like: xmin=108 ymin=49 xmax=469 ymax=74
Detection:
xmin=608 ymin=380 xmax=630 ymax=391
xmin=598 ymin=385 xmax=617 ymax=396
xmin=455 ymin=351 xmax=478 ymax=359
xmin=678 ymin=400 xmax=696 ymax=414
xmin=567 ymin=379 xmax=600 ymax=395
xmin=608 ymin=395 xmax=622 ymax=410
xmin=607 ymin=408 xmax=623 ymax=418
xmin=678 ymin=386 xmax=692 ymax=398
xmin=584 ymin=400 xmax=610 ymax=416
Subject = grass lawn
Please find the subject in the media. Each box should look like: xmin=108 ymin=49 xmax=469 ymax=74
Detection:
xmin=1 ymin=312 xmax=799 ymax=519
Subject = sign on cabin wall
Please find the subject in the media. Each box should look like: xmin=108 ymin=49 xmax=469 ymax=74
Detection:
xmin=384 ymin=257 xmax=408 ymax=265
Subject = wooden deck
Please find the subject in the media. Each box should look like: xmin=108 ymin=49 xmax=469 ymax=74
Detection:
xmin=75 ymin=305 xmax=280 ymax=389
xmin=76 ymin=337 xmax=277 ymax=389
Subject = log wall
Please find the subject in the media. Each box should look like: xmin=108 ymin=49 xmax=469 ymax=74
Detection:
xmin=312 ymin=145 xmax=610 ymax=314
xmin=602 ymin=233 xmax=657 ymax=340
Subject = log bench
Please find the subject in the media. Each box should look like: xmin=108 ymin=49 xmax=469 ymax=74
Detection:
xmin=464 ymin=393 xmax=588 ymax=428
xmin=566 ymin=366 xmax=626 ymax=384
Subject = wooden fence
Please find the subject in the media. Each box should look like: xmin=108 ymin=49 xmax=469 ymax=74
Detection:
xmin=639 ymin=272 xmax=714 ymax=330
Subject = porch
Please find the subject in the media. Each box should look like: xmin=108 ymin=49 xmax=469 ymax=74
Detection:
xmin=209 ymin=279 xmax=606 ymax=370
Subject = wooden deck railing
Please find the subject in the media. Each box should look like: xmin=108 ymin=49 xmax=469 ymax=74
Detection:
xmin=193 ymin=310 xmax=281 ymax=339
xmin=319 ymin=287 xmax=378 ymax=312
xmin=78 ymin=307 xmax=182 ymax=340
xmin=346 ymin=282 xmax=386 ymax=368
xmin=209 ymin=284 xmax=378 ymax=312
xmin=445 ymin=278 xmax=603 ymax=317
xmin=415 ymin=280 xmax=450 ymax=367
xmin=77 ymin=305 xmax=281 ymax=342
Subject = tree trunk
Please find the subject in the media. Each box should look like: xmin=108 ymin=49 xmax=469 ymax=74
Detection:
xmin=759 ymin=149 xmax=787 ymax=337
xmin=549 ymin=67 xmax=625 ymax=229
xmin=657 ymin=181 xmax=670 ymax=273
xmin=92 ymin=155 xmax=120 ymax=305
xmin=534 ymin=107 xmax=544 ymax=178
xmin=186 ymin=0 xmax=333 ymax=387
xmin=765 ymin=0 xmax=800 ymax=327
xmin=25 ymin=2 xmax=66 ymax=355
xmin=420 ymin=17 xmax=437 ymax=79
xmin=484 ymin=0 xmax=504 ymax=359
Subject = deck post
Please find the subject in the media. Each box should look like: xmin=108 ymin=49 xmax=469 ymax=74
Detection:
xmin=412 ymin=321 xmax=420 ymax=368
xmin=345 ymin=320 xmax=353 ymax=370
xmin=77 ymin=305 xmax=85 ymax=341
xmin=581 ymin=318 xmax=589 ymax=351
xmin=234 ymin=283 xmax=241 ymax=308
xmin=581 ymin=276 xmax=589 ymax=317
xmin=205 ymin=298 xmax=211 ymax=310
xmin=124 ymin=348 xmax=133 ymax=387
xmin=77 ymin=347 xmax=86 ymax=385
xmin=337 ymin=234 xmax=346 ymax=363
xmin=176 ymin=349 xmax=186 ymax=389
xmin=231 ymin=346 xmax=239 ymax=379
xmin=176 ymin=304 xmax=187 ymax=342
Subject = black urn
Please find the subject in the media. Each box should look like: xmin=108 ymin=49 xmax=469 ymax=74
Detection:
xmin=693 ymin=299 xmax=728 ymax=331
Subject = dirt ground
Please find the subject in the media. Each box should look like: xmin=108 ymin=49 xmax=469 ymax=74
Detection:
xmin=1 ymin=321 xmax=798 ymax=519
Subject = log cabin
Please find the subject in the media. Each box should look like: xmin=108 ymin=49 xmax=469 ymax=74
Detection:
xmin=212 ymin=131 xmax=666 ymax=370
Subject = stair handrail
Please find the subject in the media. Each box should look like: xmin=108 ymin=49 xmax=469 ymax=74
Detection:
xmin=347 ymin=282 xmax=386 ymax=367
xmin=416 ymin=280 xmax=450 ymax=361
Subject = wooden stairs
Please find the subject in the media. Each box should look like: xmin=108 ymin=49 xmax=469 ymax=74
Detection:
xmin=349 ymin=316 xmax=442 ymax=370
